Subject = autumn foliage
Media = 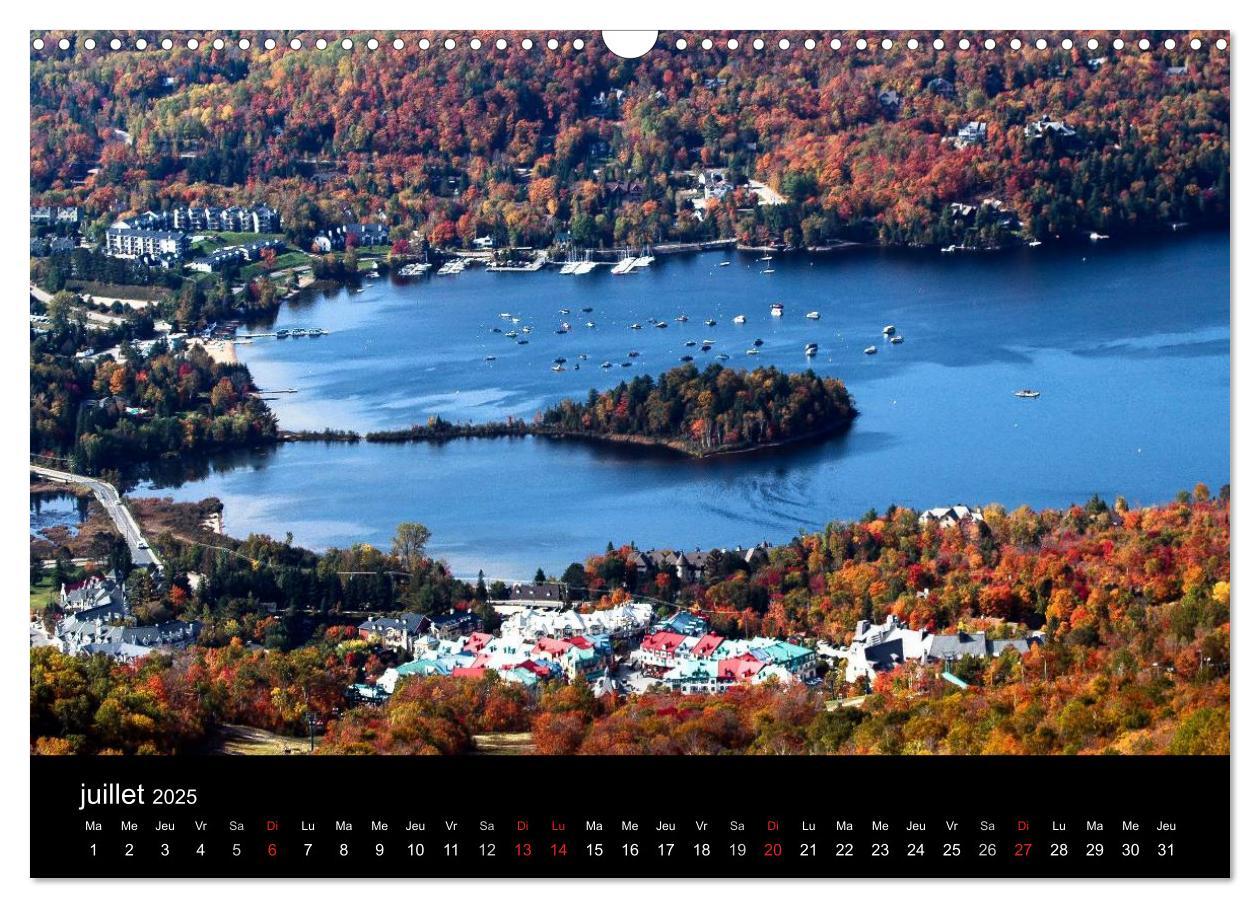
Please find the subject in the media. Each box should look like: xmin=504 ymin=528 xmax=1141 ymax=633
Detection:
xmin=539 ymin=363 xmax=855 ymax=454
xmin=31 ymin=492 xmax=1229 ymax=756
xmin=30 ymin=30 xmax=1227 ymax=250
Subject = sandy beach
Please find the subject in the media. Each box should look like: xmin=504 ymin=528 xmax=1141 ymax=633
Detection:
xmin=192 ymin=338 xmax=238 ymax=365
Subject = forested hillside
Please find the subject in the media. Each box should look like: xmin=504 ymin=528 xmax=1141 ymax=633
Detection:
xmin=30 ymin=30 xmax=1229 ymax=249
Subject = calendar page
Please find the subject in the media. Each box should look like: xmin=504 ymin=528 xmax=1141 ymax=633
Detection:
xmin=27 ymin=24 xmax=1230 ymax=882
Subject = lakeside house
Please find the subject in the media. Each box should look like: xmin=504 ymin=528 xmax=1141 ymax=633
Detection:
xmin=833 ymin=615 xmax=1043 ymax=684
xmin=188 ymin=238 xmax=284 ymax=273
xmin=918 ymin=505 xmax=987 ymax=530
xmin=629 ymin=544 xmax=770 ymax=585
xmin=313 ymin=223 xmax=390 ymax=252
xmin=104 ymin=227 xmax=190 ymax=262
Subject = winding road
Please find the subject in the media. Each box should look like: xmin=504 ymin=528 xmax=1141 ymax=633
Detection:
xmin=31 ymin=464 xmax=162 ymax=573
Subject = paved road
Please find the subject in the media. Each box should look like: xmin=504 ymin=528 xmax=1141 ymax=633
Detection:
xmin=30 ymin=283 xmax=128 ymax=326
xmin=31 ymin=464 xmax=162 ymax=573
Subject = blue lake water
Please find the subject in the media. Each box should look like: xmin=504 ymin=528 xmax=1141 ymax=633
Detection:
xmin=144 ymin=233 xmax=1230 ymax=578
xmin=30 ymin=492 xmax=90 ymax=540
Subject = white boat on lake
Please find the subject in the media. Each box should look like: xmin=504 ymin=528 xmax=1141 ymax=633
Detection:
xmin=805 ymin=311 xmax=820 ymax=319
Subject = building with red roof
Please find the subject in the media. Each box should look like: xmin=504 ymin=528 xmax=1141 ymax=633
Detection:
xmin=636 ymin=630 xmax=691 ymax=672
xmin=718 ymin=657 xmax=765 ymax=683
xmin=532 ymin=636 xmax=574 ymax=658
xmin=690 ymin=632 xmax=725 ymax=659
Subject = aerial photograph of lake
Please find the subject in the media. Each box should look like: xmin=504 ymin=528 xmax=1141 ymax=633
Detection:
xmin=30 ymin=29 xmax=1230 ymax=772
xmin=144 ymin=232 xmax=1228 ymax=578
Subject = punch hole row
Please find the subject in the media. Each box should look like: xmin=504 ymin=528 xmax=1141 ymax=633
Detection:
xmin=30 ymin=33 xmax=1230 ymax=54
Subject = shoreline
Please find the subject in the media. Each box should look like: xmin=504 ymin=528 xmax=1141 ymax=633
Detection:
xmin=190 ymin=338 xmax=238 ymax=365
xmin=278 ymin=415 xmax=857 ymax=460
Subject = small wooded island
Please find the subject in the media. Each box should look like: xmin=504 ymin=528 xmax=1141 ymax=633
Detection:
xmin=536 ymin=363 xmax=856 ymax=456
xmin=300 ymin=364 xmax=857 ymax=458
